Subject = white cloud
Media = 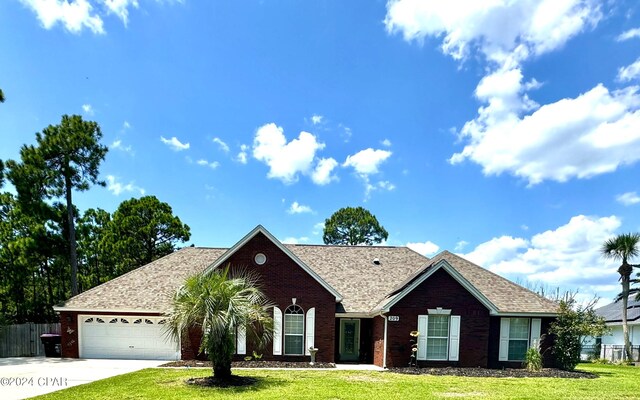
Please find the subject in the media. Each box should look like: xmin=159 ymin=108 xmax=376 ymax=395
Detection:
xmin=311 ymin=157 xmax=338 ymax=185
xmin=236 ymin=144 xmax=249 ymax=164
xmin=616 ymin=191 xmax=640 ymax=206
xmin=282 ymin=236 xmax=310 ymax=244
xmin=381 ymin=139 xmax=392 ymax=147
xmin=407 ymin=240 xmax=440 ymax=257
xmin=160 ymin=136 xmax=190 ymax=151
xmin=454 ymin=240 xmax=468 ymax=251
xmin=110 ymin=139 xmax=133 ymax=154
xmin=311 ymin=114 xmax=324 ymax=125
xmin=213 ymin=137 xmax=230 ymax=153
xmin=20 ymin=0 xmax=105 ymax=34
xmin=252 ymin=123 xmax=325 ymax=184
xmin=104 ymin=0 xmax=138 ymax=26
xmin=196 ymin=159 xmax=219 ymax=169
xmin=288 ymin=201 xmax=313 ymax=215
xmin=384 ymin=0 xmax=601 ymax=65
xmin=106 ymin=175 xmax=145 ymax=196
xmin=462 ymin=215 xmax=622 ymax=299
xmin=82 ymin=103 xmax=94 ymax=115
xmin=339 ymin=124 xmax=353 ymax=143
xmin=617 ymin=58 xmax=640 ymax=82
xmin=617 ymin=27 xmax=640 ymax=42
xmin=312 ymin=222 xmax=325 ymax=235
xmin=343 ymin=148 xmax=392 ymax=175
xmin=450 ymin=80 xmax=640 ymax=185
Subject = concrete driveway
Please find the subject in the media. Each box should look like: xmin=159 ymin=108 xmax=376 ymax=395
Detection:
xmin=0 ymin=357 xmax=165 ymax=400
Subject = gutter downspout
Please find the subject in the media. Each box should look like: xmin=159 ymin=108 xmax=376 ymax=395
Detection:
xmin=379 ymin=312 xmax=388 ymax=369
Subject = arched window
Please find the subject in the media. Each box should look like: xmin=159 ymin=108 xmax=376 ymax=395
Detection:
xmin=284 ymin=304 xmax=304 ymax=355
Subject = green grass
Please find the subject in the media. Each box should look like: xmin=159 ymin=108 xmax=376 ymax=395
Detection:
xmin=33 ymin=363 xmax=640 ymax=400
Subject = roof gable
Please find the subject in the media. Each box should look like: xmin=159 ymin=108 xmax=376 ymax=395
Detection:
xmin=204 ymin=225 xmax=343 ymax=302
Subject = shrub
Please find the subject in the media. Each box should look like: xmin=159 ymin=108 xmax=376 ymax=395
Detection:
xmin=525 ymin=347 xmax=542 ymax=372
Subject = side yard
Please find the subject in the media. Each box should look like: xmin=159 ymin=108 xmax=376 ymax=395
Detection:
xmin=32 ymin=364 xmax=640 ymax=400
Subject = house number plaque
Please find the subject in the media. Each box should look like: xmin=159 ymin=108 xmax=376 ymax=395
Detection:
xmin=388 ymin=316 xmax=399 ymax=321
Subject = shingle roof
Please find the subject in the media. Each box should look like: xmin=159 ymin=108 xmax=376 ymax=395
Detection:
xmin=56 ymin=243 xmax=558 ymax=315
xmin=284 ymin=244 xmax=430 ymax=313
xmin=596 ymin=297 xmax=640 ymax=323
xmin=56 ymin=247 xmax=226 ymax=313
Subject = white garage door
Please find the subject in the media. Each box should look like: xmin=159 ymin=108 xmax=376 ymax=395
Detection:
xmin=79 ymin=315 xmax=180 ymax=360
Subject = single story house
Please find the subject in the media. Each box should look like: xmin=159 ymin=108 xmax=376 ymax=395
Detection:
xmin=54 ymin=225 xmax=558 ymax=368
xmin=584 ymin=297 xmax=640 ymax=361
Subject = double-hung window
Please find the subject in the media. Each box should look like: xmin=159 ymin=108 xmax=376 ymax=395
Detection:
xmin=507 ymin=318 xmax=529 ymax=361
xmin=284 ymin=305 xmax=304 ymax=355
xmin=426 ymin=315 xmax=449 ymax=360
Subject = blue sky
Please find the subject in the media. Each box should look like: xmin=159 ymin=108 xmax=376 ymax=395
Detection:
xmin=1 ymin=0 xmax=640 ymax=305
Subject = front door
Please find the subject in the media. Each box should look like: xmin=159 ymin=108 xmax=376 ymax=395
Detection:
xmin=339 ymin=319 xmax=360 ymax=362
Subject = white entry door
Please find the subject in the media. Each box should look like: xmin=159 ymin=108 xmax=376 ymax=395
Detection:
xmin=79 ymin=315 xmax=179 ymax=360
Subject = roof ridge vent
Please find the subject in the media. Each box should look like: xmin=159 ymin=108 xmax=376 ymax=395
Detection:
xmin=373 ymin=258 xmax=381 ymax=265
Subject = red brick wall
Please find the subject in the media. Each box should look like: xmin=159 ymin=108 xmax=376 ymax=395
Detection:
xmin=181 ymin=232 xmax=337 ymax=362
xmin=372 ymin=316 xmax=385 ymax=367
xmin=59 ymin=311 xmax=162 ymax=358
xmin=386 ymin=268 xmax=491 ymax=368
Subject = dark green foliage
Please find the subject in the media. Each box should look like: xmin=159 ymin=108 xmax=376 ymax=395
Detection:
xmin=102 ymin=196 xmax=191 ymax=274
xmin=550 ymin=296 xmax=609 ymax=371
xmin=7 ymin=115 xmax=108 ymax=295
xmin=323 ymin=206 xmax=388 ymax=245
xmin=0 ymin=88 xmax=4 ymax=103
xmin=166 ymin=266 xmax=273 ymax=379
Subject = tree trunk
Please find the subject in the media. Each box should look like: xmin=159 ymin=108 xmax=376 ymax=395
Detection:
xmin=213 ymin=362 xmax=232 ymax=380
xmin=621 ymin=262 xmax=633 ymax=362
xmin=65 ymin=175 xmax=79 ymax=296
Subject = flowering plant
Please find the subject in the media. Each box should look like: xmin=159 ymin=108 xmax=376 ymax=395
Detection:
xmin=409 ymin=331 xmax=420 ymax=367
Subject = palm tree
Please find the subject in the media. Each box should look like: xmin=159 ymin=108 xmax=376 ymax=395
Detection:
xmin=602 ymin=233 xmax=640 ymax=362
xmin=166 ymin=266 xmax=273 ymax=380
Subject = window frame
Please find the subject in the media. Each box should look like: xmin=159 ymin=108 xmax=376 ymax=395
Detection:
xmin=507 ymin=318 xmax=530 ymax=361
xmin=284 ymin=304 xmax=305 ymax=355
xmin=425 ymin=314 xmax=450 ymax=361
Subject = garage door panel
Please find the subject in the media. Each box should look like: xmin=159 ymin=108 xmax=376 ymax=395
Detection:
xmin=80 ymin=315 xmax=179 ymax=360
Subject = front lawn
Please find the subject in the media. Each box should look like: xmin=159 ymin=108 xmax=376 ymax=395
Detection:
xmin=33 ymin=363 xmax=640 ymax=400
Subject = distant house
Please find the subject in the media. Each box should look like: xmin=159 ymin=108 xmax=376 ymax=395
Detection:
xmin=587 ymin=297 xmax=640 ymax=361
xmin=54 ymin=225 xmax=558 ymax=368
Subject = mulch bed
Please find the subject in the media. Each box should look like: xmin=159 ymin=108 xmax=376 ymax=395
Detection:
xmin=161 ymin=360 xmax=336 ymax=369
xmin=389 ymin=367 xmax=597 ymax=379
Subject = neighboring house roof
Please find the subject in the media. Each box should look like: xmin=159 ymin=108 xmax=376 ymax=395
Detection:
xmin=54 ymin=227 xmax=558 ymax=316
xmin=54 ymin=247 xmax=226 ymax=313
xmin=596 ymin=297 xmax=640 ymax=323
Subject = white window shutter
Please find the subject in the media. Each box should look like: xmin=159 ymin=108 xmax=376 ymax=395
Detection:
xmin=417 ymin=315 xmax=428 ymax=361
xmin=236 ymin=325 xmax=246 ymax=355
xmin=273 ymin=306 xmax=282 ymax=356
xmin=499 ymin=318 xmax=510 ymax=361
xmin=449 ymin=316 xmax=460 ymax=361
xmin=530 ymin=318 xmax=541 ymax=349
xmin=305 ymin=307 xmax=315 ymax=355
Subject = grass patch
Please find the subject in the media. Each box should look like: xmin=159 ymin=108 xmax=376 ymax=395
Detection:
xmin=33 ymin=363 xmax=640 ymax=399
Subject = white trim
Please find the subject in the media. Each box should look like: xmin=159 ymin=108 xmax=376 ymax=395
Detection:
xmin=273 ymin=307 xmax=282 ymax=356
xmin=236 ymin=325 xmax=246 ymax=355
xmin=284 ymin=305 xmax=305 ymax=356
xmin=203 ymin=225 xmax=342 ymax=302
xmin=416 ymin=315 xmax=428 ymax=361
xmin=530 ymin=318 xmax=541 ymax=349
xmin=428 ymin=308 xmax=451 ymax=315
xmin=382 ymin=260 xmax=498 ymax=314
xmin=335 ymin=313 xmax=374 ymax=318
xmin=499 ymin=318 xmax=510 ymax=361
xmin=495 ymin=312 xmax=557 ymax=317
xmin=55 ymin=307 xmax=165 ymax=313
xmin=382 ymin=314 xmax=388 ymax=369
xmin=449 ymin=315 xmax=460 ymax=362
xmin=305 ymin=307 xmax=315 ymax=355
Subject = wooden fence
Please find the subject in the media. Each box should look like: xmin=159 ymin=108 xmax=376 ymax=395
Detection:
xmin=0 ymin=323 xmax=61 ymax=357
